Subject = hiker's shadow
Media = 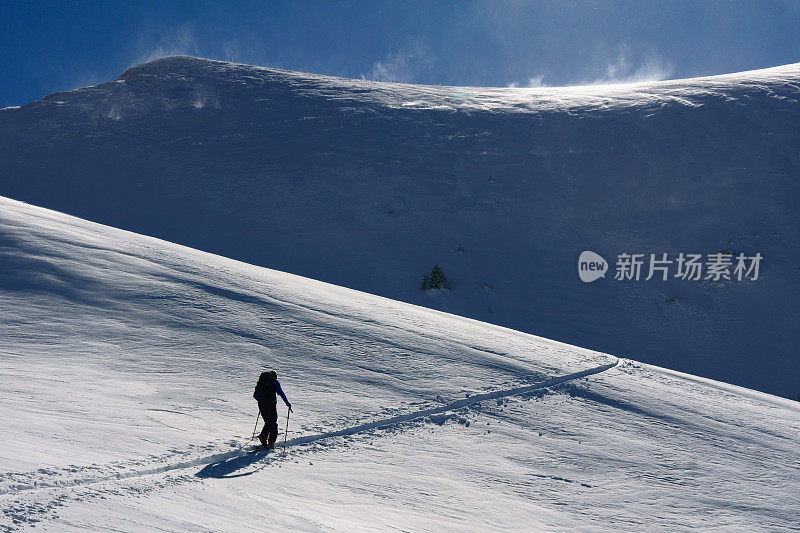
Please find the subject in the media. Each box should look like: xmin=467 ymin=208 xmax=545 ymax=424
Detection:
xmin=195 ymin=451 xmax=271 ymax=479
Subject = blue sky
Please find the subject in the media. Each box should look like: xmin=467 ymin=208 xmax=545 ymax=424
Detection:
xmin=2 ymin=0 xmax=800 ymax=108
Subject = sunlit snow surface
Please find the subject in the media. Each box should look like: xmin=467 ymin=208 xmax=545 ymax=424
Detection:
xmin=254 ymin=61 xmax=800 ymax=113
xmin=1 ymin=196 xmax=799 ymax=531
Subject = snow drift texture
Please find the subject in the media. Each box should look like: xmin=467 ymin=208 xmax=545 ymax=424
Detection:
xmin=2 ymin=195 xmax=799 ymax=531
xmin=0 ymin=57 xmax=798 ymax=397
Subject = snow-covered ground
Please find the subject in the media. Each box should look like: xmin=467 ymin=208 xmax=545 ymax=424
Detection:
xmin=1 ymin=57 xmax=798 ymax=397
xmin=1 ymin=196 xmax=799 ymax=531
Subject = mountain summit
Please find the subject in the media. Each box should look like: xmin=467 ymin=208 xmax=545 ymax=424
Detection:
xmin=1 ymin=56 xmax=798 ymax=396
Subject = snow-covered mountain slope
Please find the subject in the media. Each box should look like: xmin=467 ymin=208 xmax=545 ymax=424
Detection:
xmin=1 ymin=196 xmax=799 ymax=531
xmin=1 ymin=57 xmax=799 ymax=397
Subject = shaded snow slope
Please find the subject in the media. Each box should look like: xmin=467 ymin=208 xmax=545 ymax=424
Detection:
xmin=0 ymin=57 xmax=798 ymax=397
xmin=1 ymin=196 xmax=800 ymax=531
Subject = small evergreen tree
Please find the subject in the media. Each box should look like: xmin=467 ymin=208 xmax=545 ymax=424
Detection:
xmin=430 ymin=265 xmax=448 ymax=289
xmin=420 ymin=273 xmax=430 ymax=290
xmin=420 ymin=265 xmax=449 ymax=290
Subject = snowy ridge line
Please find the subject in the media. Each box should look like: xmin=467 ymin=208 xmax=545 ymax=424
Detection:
xmin=0 ymin=359 xmax=619 ymax=496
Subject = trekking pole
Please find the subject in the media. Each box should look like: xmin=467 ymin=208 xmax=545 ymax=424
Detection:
xmin=251 ymin=410 xmax=260 ymax=440
xmin=283 ymin=406 xmax=291 ymax=455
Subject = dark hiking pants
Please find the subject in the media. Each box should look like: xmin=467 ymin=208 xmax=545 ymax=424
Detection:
xmin=259 ymin=401 xmax=278 ymax=445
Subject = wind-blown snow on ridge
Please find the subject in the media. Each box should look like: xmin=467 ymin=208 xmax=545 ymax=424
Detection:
xmin=1 ymin=196 xmax=799 ymax=531
xmin=0 ymin=56 xmax=798 ymax=399
xmin=114 ymin=56 xmax=800 ymax=113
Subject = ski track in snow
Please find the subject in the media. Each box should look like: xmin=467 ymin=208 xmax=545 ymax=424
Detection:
xmin=0 ymin=360 xmax=618 ymax=498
